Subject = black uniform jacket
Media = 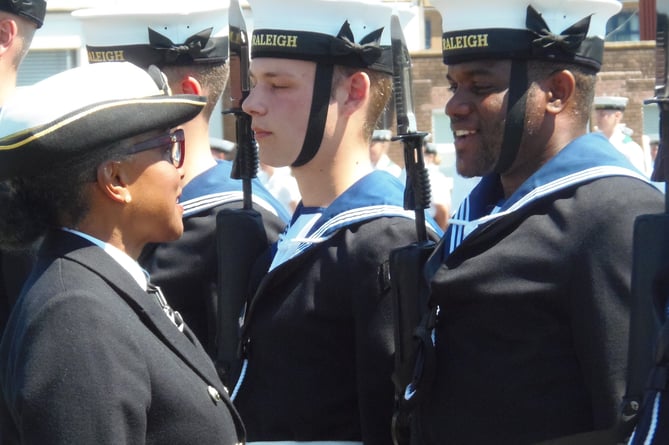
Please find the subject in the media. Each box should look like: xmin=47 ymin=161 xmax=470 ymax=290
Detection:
xmin=235 ymin=215 xmax=437 ymax=444
xmin=417 ymin=175 xmax=664 ymax=445
xmin=0 ymin=230 xmax=244 ymax=445
xmin=140 ymin=200 xmax=287 ymax=359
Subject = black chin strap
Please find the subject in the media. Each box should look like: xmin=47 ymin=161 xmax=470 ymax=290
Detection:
xmin=291 ymin=63 xmax=334 ymax=167
xmin=494 ymin=59 xmax=529 ymax=174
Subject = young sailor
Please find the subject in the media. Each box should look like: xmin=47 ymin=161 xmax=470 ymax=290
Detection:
xmin=230 ymin=0 xmax=441 ymax=443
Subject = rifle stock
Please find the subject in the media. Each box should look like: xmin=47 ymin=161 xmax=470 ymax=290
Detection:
xmin=388 ymin=13 xmax=437 ymax=445
xmin=214 ymin=0 xmax=268 ymax=387
xmin=623 ymin=0 xmax=669 ymax=437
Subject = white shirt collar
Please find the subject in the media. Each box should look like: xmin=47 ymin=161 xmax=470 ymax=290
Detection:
xmin=61 ymin=228 xmax=148 ymax=291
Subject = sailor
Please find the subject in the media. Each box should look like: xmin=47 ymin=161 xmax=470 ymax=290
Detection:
xmin=369 ymin=128 xmax=402 ymax=178
xmin=73 ymin=2 xmax=290 ymax=365
xmin=594 ymin=95 xmax=650 ymax=175
xmin=229 ymin=0 xmax=441 ymax=443
xmin=410 ymin=0 xmax=665 ymax=443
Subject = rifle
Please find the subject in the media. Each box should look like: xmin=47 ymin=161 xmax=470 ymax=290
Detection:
xmin=622 ymin=0 xmax=669 ymax=441
xmin=387 ymin=13 xmax=436 ymax=445
xmin=215 ymin=0 xmax=269 ymax=387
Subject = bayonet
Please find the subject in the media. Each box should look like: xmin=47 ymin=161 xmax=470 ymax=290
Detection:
xmin=388 ymin=13 xmax=436 ymax=445
xmin=215 ymin=0 xmax=270 ymax=387
xmin=390 ymin=13 xmax=430 ymax=242
xmin=392 ymin=13 xmax=418 ymax=136
xmin=226 ymin=0 xmax=256 ymax=209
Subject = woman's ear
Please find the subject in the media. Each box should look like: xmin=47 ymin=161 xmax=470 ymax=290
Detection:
xmin=545 ymin=69 xmax=576 ymax=115
xmin=96 ymin=161 xmax=131 ymax=204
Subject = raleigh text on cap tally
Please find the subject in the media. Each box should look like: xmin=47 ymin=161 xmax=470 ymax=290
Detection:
xmin=429 ymin=0 xmax=621 ymax=173
xmin=72 ymin=1 xmax=230 ymax=69
xmin=0 ymin=62 xmax=206 ymax=181
xmin=248 ymin=0 xmax=397 ymax=166
xmin=430 ymin=0 xmax=622 ymax=70
xmin=249 ymin=0 xmax=395 ymax=74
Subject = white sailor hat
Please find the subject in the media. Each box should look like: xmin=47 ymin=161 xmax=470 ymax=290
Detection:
xmin=372 ymin=129 xmax=393 ymax=142
xmin=72 ymin=1 xmax=230 ymax=69
xmin=0 ymin=62 xmax=206 ymax=181
xmin=594 ymin=95 xmax=628 ymax=110
xmin=248 ymin=0 xmax=395 ymax=74
xmin=0 ymin=0 xmax=46 ymax=28
xmin=430 ymin=0 xmax=621 ymax=71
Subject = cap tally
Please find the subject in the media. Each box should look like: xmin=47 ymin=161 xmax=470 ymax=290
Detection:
xmin=430 ymin=0 xmax=622 ymax=70
xmin=72 ymin=1 xmax=230 ymax=68
xmin=248 ymin=0 xmax=394 ymax=74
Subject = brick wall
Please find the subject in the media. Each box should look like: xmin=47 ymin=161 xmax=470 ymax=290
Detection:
xmin=595 ymin=41 xmax=656 ymax=146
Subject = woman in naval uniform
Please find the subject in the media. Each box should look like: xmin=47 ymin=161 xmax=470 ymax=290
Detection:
xmin=0 ymin=62 xmax=245 ymax=445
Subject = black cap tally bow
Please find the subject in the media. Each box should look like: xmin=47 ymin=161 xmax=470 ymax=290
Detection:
xmin=526 ymin=5 xmax=591 ymax=56
xmin=148 ymin=27 xmax=217 ymax=63
xmin=330 ymin=20 xmax=383 ymax=66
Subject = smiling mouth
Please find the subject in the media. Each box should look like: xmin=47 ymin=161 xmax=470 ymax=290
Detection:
xmin=454 ymin=129 xmax=477 ymax=138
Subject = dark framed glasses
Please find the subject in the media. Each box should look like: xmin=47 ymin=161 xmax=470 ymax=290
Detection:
xmin=126 ymin=129 xmax=185 ymax=168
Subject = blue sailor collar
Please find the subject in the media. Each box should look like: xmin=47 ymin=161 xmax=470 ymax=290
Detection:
xmin=447 ymin=132 xmax=650 ymax=254
xmin=179 ymin=160 xmax=290 ymax=220
xmin=294 ymin=170 xmax=413 ymax=236
xmin=275 ymin=170 xmax=442 ymax=262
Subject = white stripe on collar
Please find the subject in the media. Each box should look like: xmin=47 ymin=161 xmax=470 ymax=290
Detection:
xmin=181 ymin=191 xmax=280 ymax=218
xmin=448 ymin=166 xmax=650 ymax=253
xmin=273 ymin=204 xmax=415 ymax=266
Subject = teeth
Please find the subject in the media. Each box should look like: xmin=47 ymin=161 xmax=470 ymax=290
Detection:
xmin=454 ymin=129 xmax=475 ymax=137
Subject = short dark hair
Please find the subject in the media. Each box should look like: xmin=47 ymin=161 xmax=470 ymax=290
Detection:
xmin=0 ymin=141 xmax=132 ymax=250
xmin=527 ymin=59 xmax=597 ymax=126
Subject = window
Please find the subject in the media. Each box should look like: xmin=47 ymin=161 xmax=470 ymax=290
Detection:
xmin=606 ymin=9 xmax=640 ymax=42
xmin=17 ymin=49 xmax=78 ymax=86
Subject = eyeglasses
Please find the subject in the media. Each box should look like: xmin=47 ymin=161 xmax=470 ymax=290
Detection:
xmin=126 ymin=129 xmax=185 ymax=168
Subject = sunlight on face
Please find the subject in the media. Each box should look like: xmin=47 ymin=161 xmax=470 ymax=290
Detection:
xmin=243 ymin=58 xmax=316 ymax=168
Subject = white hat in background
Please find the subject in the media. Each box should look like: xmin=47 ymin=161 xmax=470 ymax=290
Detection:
xmin=72 ymin=1 xmax=230 ymax=68
xmin=594 ymin=95 xmax=629 ymax=110
xmin=372 ymin=129 xmax=393 ymax=142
